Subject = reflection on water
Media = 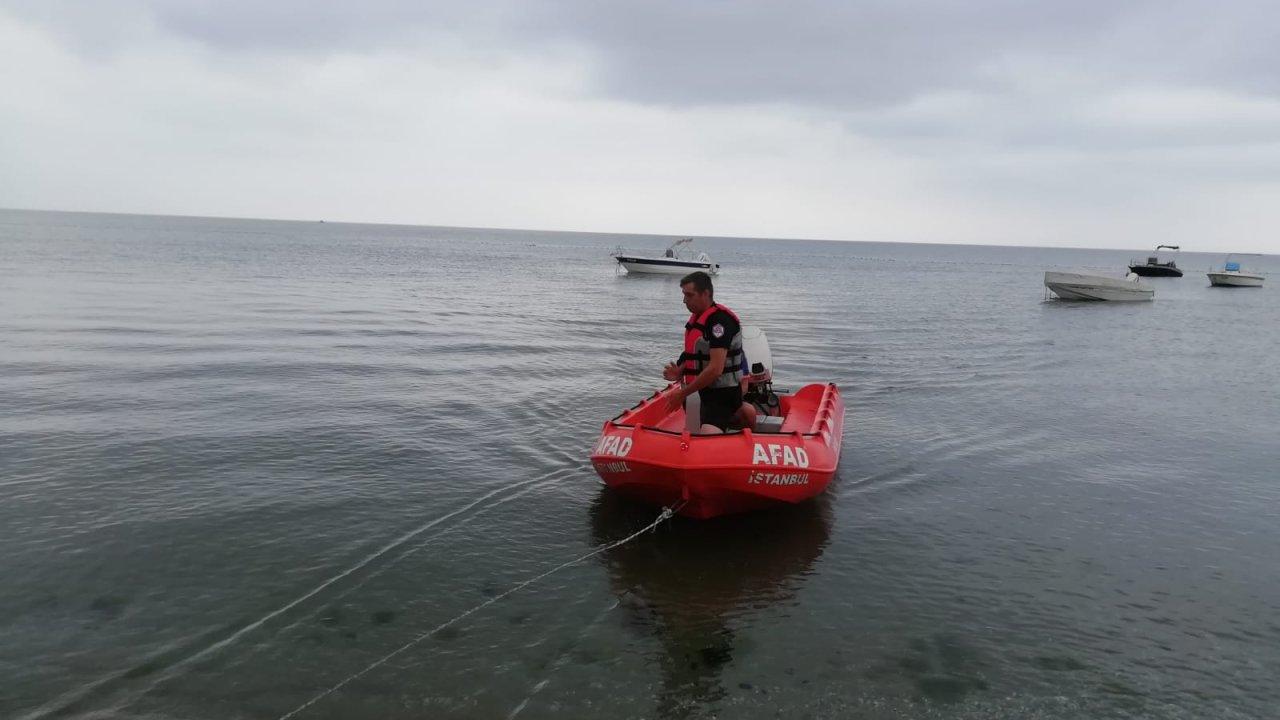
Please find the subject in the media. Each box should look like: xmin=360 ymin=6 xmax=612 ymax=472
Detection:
xmin=589 ymin=490 xmax=832 ymax=718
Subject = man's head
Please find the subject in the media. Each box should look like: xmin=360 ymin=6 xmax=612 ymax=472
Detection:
xmin=680 ymin=271 xmax=714 ymax=314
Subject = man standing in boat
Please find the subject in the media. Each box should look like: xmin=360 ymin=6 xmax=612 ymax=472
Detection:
xmin=664 ymin=271 xmax=755 ymax=433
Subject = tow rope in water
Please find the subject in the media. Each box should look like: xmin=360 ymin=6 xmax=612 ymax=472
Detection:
xmin=277 ymin=502 xmax=683 ymax=720
xmin=505 ymin=594 xmax=622 ymax=719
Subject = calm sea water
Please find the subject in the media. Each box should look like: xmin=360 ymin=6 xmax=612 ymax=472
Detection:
xmin=2 ymin=209 xmax=1278 ymax=719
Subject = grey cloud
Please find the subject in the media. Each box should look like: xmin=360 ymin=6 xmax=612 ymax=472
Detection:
xmin=546 ymin=1 xmax=1280 ymax=109
xmin=152 ymin=1 xmax=499 ymax=53
xmin=527 ymin=0 xmax=1128 ymax=107
xmin=12 ymin=1 xmax=1280 ymax=109
xmin=6 ymin=0 xmax=1280 ymax=252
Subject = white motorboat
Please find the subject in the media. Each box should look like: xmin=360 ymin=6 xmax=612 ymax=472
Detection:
xmin=1207 ymin=256 xmax=1265 ymax=287
xmin=1044 ymin=271 xmax=1155 ymax=302
xmin=613 ymin=238 xmax=719 ymax=275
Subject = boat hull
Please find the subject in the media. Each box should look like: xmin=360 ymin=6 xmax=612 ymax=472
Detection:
xmin=1044 ymin=272 xmax=1154 ymax=302
xmin=615 ymin=256 xmax=719 ymax=275
xmin=1207 ymin=271 xmax=1264 ymax=287
xmin=590 ymin=383 xmax=844 ymax=519
xmin=1128 ymin=264 xmax=1183 ymax=277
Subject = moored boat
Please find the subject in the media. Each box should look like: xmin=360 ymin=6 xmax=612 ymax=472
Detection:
xmin=1207 ymin=256 xmax=1265 ymax=287
xmin=613 ymin=238 xmax=719 ymax=275
xmin=1128 ymin=244 xmax=1183 ymax=277
xmin=590 ymin=382 xmax=844 ymax=519
xmin=1044 ymin=271 xmax=1155 ymax=302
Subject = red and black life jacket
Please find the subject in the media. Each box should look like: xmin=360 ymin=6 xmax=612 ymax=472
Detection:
xmin=679 ymin=303 xmax=744 ymax=388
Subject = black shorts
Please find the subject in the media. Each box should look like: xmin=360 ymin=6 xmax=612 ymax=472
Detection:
xmin=698 ymin=386 xmax=743 ymax=431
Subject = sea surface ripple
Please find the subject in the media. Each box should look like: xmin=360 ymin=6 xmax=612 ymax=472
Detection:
xmin=2 ymin=209 xmax=1278 ymax=719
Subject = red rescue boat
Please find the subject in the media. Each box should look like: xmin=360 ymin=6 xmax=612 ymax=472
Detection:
xmin=590 ymin=382 xmax=845 ymax=519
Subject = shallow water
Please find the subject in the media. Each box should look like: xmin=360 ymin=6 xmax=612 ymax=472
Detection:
xmin=2 ymin=209 xmax=1278 ymax=719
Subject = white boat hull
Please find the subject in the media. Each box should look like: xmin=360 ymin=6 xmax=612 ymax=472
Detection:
xmin=1044 ymin=272 xmax=1154 ymax=302
xmin=1207 ymin=271 xmax=1264 ymax=287
xmin=616 ymin=256 xmax=719 ymax=275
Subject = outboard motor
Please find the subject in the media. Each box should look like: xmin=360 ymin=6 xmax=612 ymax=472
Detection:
xmin=743 ymin=361 xmax=781 ymax=417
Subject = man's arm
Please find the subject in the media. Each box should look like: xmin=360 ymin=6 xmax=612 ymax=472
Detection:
xmin=677 ymin=348 xmax=726 ymax=399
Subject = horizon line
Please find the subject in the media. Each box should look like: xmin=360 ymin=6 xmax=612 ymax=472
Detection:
xmin=0 ymin=205 xmax=1265 ymax=257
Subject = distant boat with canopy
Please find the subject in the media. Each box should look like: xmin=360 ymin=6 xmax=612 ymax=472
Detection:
xmin=1128 ymin=244 xmax=1183 ymax=277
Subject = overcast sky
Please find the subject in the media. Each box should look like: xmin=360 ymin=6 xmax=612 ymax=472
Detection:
xmin=3 ymin=1 xmax=1279 ymax=251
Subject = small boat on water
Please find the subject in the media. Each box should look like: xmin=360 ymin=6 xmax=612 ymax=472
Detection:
xmin=1207 ymin=255 xmax=1265 ymax=287
xmin=613 ymin=238 xmax=719 ymax=275
xmin=590 ymin=383 xmax=844 ymax=519
xmin=590 ymin=327 xmax=843 ymax=519
xmin=1129 ymin=244 xmax=1183 ymax=277
xmin=1044 ymin=271 xmax=1155 ymax=302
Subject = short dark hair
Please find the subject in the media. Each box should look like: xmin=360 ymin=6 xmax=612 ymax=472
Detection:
xmin=680 ymin=271 xmax=714 ymax=298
